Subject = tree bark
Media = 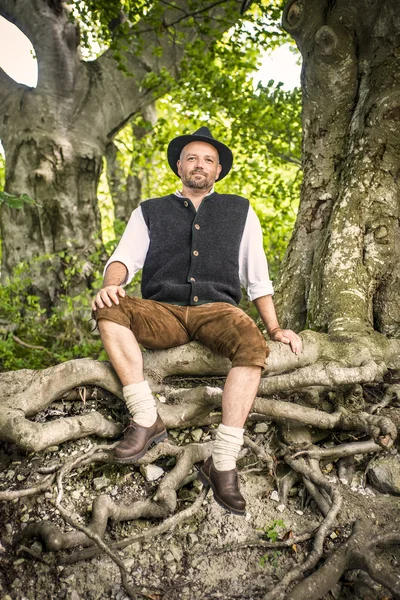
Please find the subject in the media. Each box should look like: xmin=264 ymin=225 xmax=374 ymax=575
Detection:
xmin=0 ymin=0 xmax=242 ymax=303
xmin=105 ymin=104 xmax=157 ymax=223
xmin=276 ymin=0 xmax=400 ymax=338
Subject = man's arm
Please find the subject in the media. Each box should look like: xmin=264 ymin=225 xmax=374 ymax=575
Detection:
xmin=91 ymin=261 xmax=128 ymax=311
xmin=253 ymin=295 xmax=302 ymax=354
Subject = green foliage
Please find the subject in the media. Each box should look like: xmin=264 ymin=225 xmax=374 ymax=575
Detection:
xmin=0 ymin=191 xmax=40 ymax=209
xmin=0 ymin=257 xmax=102 ymax=371
xmin=259 ymin=549 xmax=282 ymax=568
xmin=258 ymin=519 xmax=285 ymax=567
xmin=260 ymin=518 xmax=286 ymax=541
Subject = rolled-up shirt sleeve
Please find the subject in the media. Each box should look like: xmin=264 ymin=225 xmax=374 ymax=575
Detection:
xmin=103 ymin=206 xmax=150 ymax=285
xmin=239 ymin=206 xmax=274 ymax=300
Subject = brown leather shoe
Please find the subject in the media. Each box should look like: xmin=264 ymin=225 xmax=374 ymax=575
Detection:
xmin=198 ymin=456 xmax=246 ymax=516
xmin=113 ymin=414 xmax=167 ymax=463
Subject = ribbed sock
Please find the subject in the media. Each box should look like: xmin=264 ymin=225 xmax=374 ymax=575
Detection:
xmin=122 ymin=380 xmax=157 ymax=427
xmin=212 ymin=423 xmax=244 ymax=471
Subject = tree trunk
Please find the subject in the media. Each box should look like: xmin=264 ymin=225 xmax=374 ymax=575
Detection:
xmin=276 ymin=0 xmax=400 ymax=338
xmin=105 ymin=104 xmax=157 ymax=223
xmin=0 ymin=0 xmax=242 ymax=302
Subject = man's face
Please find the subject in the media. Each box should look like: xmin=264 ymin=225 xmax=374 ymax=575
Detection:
xmin=177 ymin=141 xmax=222 ymax=190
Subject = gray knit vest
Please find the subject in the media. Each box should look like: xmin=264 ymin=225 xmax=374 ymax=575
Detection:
xmin=140 ymin=192 xmax=250 ymax=306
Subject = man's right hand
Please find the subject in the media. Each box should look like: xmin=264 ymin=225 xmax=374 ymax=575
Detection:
xmin=92 ymin=285 xmax=126 ymax=311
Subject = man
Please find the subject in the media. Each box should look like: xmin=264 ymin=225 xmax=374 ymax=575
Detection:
xmin=92 ymin=127 xmax=301 ymax=516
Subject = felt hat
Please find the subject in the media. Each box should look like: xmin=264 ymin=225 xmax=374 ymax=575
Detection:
xmin=167 ymin=126 xmax=233 ymax=181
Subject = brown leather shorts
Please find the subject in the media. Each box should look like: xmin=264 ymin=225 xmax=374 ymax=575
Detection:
xmin=93 ymin=297 xmax=269 ymax=369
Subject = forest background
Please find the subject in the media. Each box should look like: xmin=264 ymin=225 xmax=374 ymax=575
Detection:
xmin=0 ymin=0 xmax=301 ymax=372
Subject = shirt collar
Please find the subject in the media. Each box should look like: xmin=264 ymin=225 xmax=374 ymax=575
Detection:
xmin=174 ymin=187 xmax=215 ymax=198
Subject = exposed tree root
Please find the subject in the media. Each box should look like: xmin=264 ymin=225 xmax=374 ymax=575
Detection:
xmin=64 ymin=487 xmax=209 ymax=564
xmin=263 ymin=453 xmax=343 ymax=600
xmin=18 ymin=440 xmax=211 ymax=551
xmin=1 ymin=330 xmax=399 ymax=452
xmin=0 ymin=473 xmax=56 ymax=501
xmin=1 ymin=334 xmax=400 ymax=599
xmin=287 ymin=520 xmax=400 ymax=600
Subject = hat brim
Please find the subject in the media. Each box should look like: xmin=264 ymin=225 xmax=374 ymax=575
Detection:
xmin=167 ymin=133 xmax=233 ymax=181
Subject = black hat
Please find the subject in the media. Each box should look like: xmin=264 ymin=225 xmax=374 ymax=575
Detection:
xmin=167 ymin=126 xmax=233 ymax=181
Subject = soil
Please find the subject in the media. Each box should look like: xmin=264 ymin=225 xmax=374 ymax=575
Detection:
xmin=0 ymin=395 xmax=399 ymax=600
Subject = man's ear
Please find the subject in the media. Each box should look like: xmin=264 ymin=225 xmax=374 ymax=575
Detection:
xmin=215 ymin=163 xmax=222 ymax=180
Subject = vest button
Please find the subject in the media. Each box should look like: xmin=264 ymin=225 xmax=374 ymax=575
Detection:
xmin=190 ymin=277 xmax=196 ymax=282
xmin=184 ymin=201 xmax=188 ymax=207
xmin=193 ymin=250 xmax=199 ymax=256
xmin=193 ymin=296 xmax=199 ymax=302
xmin=195 ymin=224 xmax=200 ymax=230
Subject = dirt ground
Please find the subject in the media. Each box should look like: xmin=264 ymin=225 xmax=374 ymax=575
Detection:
xmin=0 ymin=396 xmax=399 ymax=600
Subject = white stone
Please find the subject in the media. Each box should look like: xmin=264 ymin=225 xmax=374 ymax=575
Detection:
xmin=270 ymin=490 xmax=280 ymax=502
xmin=140 ymin=464 xmax=164 ymax=482
xmin=277 ymin=504 xmax=286 ymax=513
xmin=254 ymin=422 xmax=269 ymax=434
xmin=93 ymin=477 xmax=110 ymax=491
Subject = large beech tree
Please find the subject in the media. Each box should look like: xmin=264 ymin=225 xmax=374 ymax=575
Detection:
xmin=275 ymin=0 xmax=400 ymax=339
xmin=0 ymin=0 xmax=243 ymax=302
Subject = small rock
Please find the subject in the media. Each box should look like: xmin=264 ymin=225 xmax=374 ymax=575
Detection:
xmin=67 ymin=591 xmax=80 ymax=600
xmin=254 ymin=422 xmax=269 ymax=434
xmin=191 ymin=429 xmax=203 ymax=442
xmin=20 ymin=514 xmax=30 ymax=523
xmin=245 ymin=511 xmax=251 ymax=521
xmin=16 ymin=475 xmax=25 ymax=482
xmin=276 ymin=504 xmax=286 ymax=513
xmin=165 ymin=551 xmax=175 ymax=563
xmin=13 ymin=559 xmax=25 ymax=566
xmin=47 ymin=446 xmax=59 ymax=452
xmin=0 ymin=543 xmax=5 ymax=554
xmin=71 ymin=490 xmax=81 ymax=500
xmin=169 ymin=430 xmax=179 ymax=439
xmin=295 ymin=510 xmax=303 ymax=516
xmin=187 ymin=533 xmax=198 ymax=546
xmin=5 ymin=524 xmax=13 ymax=535
xmin=2 ymin=596 xmax=13 ymax=600
xmin=270 ymin=490 xmax=280 ymax=502
xmin=330 ymin=532 xmax=338 ymax=540
xmin=368 ymin=456 xmax=400 ymax=494
xmin=140 ymin=464 xmax=164 ymax=482
xmin=169 ymin=543 xmax=183 ymax=562
xmin=6 ymin=471 xmax=15 ymax=479
xmin=93 ymin=477 xmax=110 ymax=491
xmin=11 ymin=578 xmax=22 ymax=588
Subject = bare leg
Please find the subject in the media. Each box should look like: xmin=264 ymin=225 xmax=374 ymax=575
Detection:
xmin=221 ymin=366 xmax=262 ymax=427
xmin=98 ymin=319 xmax=144 ymax=386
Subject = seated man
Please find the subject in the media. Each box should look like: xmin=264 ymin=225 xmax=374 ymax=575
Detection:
xmin=92 ymin=127 xmax=301 ymax=515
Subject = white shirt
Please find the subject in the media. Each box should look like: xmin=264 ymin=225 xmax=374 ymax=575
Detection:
xmin=105 ymin=193 xmax=274 ymax=301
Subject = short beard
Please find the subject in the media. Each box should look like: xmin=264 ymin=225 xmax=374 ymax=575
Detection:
xmin=182 ymin=172 xmax=212 ymax=190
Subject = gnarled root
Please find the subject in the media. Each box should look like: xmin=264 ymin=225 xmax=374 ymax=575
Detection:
xmin=287 ymin=520 xmax=400 ymax=600
xmin=17 ymin=440 xmax=211 ymax=552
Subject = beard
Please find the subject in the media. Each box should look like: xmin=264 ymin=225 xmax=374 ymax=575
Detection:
xmin=182 ymin=170 xmax=213 ymax=190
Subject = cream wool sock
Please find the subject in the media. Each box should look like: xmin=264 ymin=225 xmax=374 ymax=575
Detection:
xmin=212 ymin=423 xmax=244 ymax=471
xmin=123 ymin=380 xmax=157 ymax=427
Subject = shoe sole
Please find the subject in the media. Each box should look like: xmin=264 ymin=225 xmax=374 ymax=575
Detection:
xmin=198 ymin=467 xmax=246 ymax=516
xmin=113 ymin=430 xmax=168 ymax=464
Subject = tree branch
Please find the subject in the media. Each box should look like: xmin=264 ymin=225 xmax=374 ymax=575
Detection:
xmin=89 ymin=0 xmax=242 ymax=139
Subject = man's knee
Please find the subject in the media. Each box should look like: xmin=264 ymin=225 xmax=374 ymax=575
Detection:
xmin=230 ymin=321 xmax=269 ymax=369
xmin=92 ymin=296 xmax=132 ymax=330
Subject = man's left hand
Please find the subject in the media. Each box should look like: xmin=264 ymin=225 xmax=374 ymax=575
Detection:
xmin=269 ymin=328 xmax=302 ymax=354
